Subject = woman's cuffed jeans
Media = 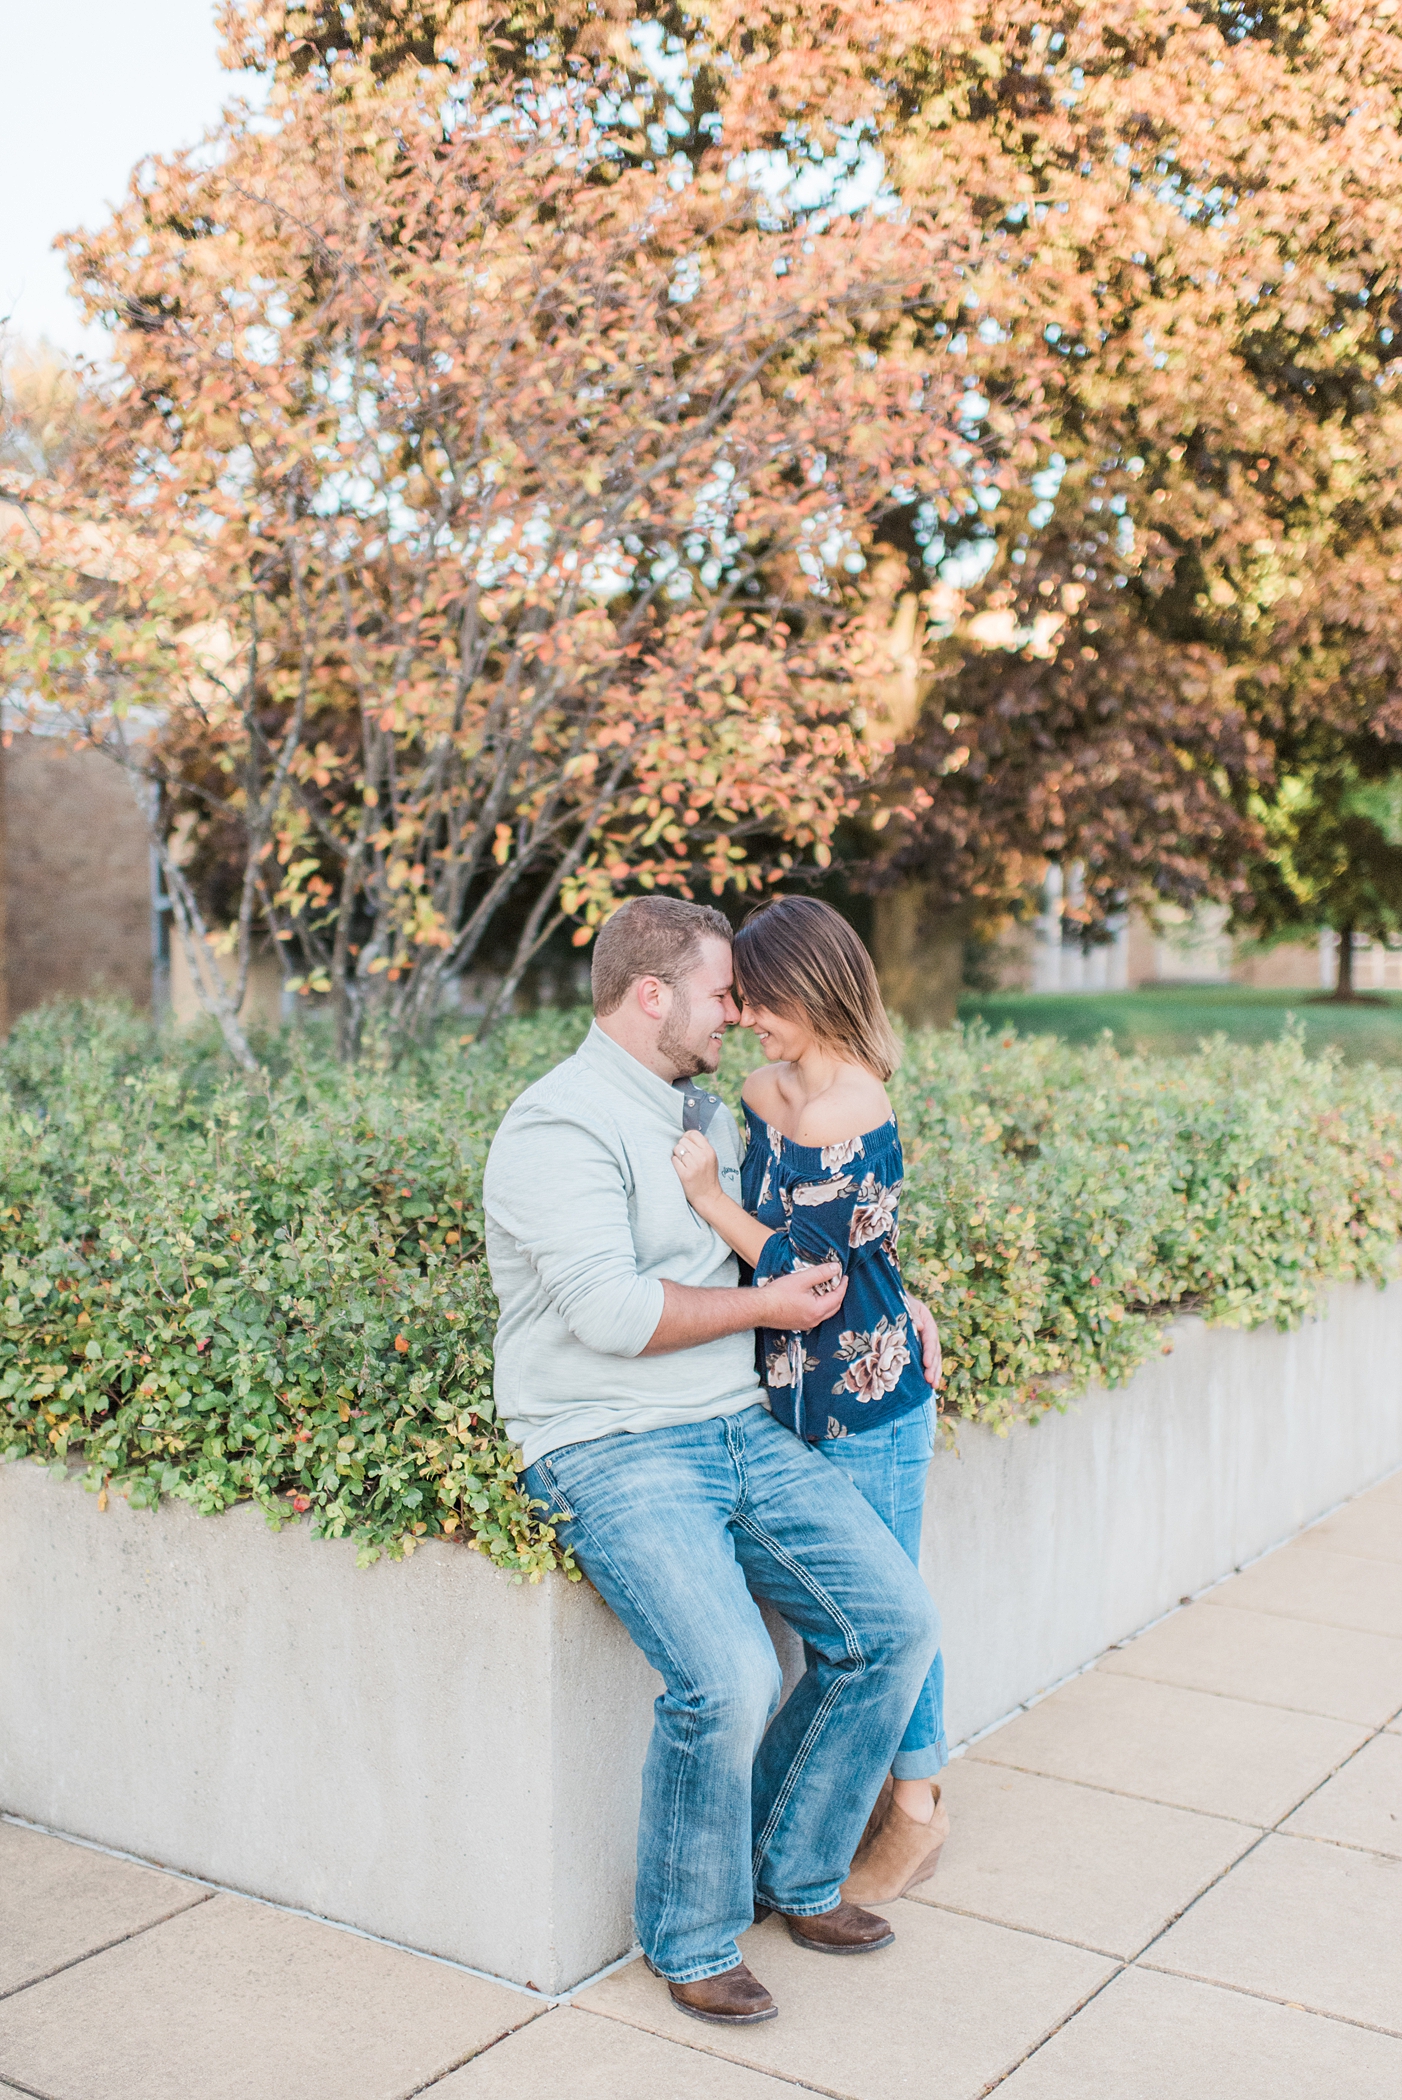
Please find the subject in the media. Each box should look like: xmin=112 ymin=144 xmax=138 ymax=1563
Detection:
xmin=522 ymin=1404 xmax=939 ymax=1983
xmin=813 ymin=1398 xmax=948 ymax=1780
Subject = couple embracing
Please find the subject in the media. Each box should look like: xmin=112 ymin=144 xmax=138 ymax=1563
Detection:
xmin=483 ymin=895 xmax=948 ymax=2025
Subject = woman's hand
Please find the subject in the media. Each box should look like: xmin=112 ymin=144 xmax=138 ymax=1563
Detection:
xmin=906 ymin=1294 xmax=943 ymax=1388
xmin=673 ymin=1130 xmax=777 ymax=1268
xmin=671 ymin=1130 xmax=723 ymax=1210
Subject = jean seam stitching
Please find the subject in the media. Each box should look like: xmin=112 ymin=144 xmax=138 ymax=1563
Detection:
xmin=733 ymin=1510 xmax=865 ymax=1878
xmin=540 ymin=1503 xmax=704 ymax=1960
xmin=551 ymin=1476 xmax=772 ymax=1975
xmin=752 ymin=1670 xmax=854 ymax=1886
xmin=527 ymin=1458 xmax=575 ymax=1523
xmin=726 ymin=1412 xmax=747 ymax=1507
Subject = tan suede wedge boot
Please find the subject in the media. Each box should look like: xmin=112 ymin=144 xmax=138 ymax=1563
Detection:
xmin=841 ymin=1782 xmax=950 ymax=1904
xmin=858 ymin=1773 xmax=893 ymax=1848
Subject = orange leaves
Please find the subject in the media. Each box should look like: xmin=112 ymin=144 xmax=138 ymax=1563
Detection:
xmin=2 ymin=8 xmax=1055 ymax=1050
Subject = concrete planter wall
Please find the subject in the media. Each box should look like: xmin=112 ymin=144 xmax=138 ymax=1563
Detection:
xmin=925 ymin=1276 xmax=1402 ymax=1745
xmin=3 ymin=1279 xmax=1401 ymax=1992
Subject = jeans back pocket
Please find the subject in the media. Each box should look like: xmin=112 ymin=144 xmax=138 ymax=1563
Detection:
xmin=523 ymin=1457 xmax=576 ymax=1524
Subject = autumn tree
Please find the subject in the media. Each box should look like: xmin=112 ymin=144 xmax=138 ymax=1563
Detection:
xmin=1242 ymin=763 xmax=1402 ymax=997
xmin=846 ymin=0 xmax=1402 ymax=976
xmin=0 ymin=340 xmax=95 ymax=479
xmin=1 ymin=6 xmax=1043 ymax=1064
xmin=628 ymin=2 xmax=1402 ymax=990
xmin=211 ymin=6 xmax=1402 ymax=996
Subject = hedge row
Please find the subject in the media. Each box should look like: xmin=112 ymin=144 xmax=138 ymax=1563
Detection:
xmin=2 ymin=1001 xmax=1399 ymax=1576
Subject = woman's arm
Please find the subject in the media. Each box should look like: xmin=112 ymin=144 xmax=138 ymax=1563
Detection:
xmin=671 ymin=1132 xmax=776 ymax=1268
xmin=672 ymin=1129 xmax=855 ymax=1286
xmin=675 ymin=1121 xmax=941 ymax=1383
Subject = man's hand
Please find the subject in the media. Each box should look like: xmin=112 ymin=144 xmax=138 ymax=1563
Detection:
xmin=906 ymin=1294 xmax=942 ymax=1388
xmin=761 ymin=1260 xmax=847 ymax=1332
xmin=641 ymin=1261 xmax=847 ymax=1354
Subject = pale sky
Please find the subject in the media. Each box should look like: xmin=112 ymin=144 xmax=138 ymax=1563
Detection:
xmin=1 ymin=0 xmax=252 ymax=356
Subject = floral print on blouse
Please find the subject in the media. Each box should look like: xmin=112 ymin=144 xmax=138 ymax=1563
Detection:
xmin=739 ymin=1103 xmax=930 ymax=1442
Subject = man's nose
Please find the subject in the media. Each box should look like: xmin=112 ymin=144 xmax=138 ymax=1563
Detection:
xmin=722 ymin=992 xmax=741 ymax=1023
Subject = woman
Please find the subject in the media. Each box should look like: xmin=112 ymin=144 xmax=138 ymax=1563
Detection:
xmin=671 ymin=894 xmax=949 ymax=1903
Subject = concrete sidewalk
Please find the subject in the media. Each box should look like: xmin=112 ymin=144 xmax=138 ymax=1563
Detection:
xmin=3 ymin=1472 xmax=1400 ymax=2100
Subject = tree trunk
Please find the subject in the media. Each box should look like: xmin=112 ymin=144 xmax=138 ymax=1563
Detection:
xmin=1335 ymin=925 xmax=1355 ymax=1000
xmin=871 ymin=884 xmax=971 ymax=1032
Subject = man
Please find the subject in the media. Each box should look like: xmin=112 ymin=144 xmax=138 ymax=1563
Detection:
xmin=483 ymin=897 xmax=939 ymax=2025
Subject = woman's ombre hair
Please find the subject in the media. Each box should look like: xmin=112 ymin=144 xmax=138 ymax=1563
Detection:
xmin=733 ymin=897 xmax=899 ymax=1081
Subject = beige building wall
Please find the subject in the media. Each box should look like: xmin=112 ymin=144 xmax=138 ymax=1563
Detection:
xmin=987 ymin=893 xmax=1324 ymax=997
xmin=168 ymin=933 xmax=286 ymax=1031
xmin=2 ymin=735 xmax=151 ymax=1023
xmin=1231 ymin=941 xmax=1321 ymax=990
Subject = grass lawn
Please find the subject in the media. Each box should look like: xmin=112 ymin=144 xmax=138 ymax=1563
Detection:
xmin=957 ymin=985 xmax=1402 ymax=1064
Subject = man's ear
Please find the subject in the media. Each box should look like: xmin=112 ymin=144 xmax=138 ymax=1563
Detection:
xmin=634 ymin=974 xmax=668 ymax=1021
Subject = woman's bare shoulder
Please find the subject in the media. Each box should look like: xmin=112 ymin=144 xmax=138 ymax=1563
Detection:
xmin=740 ymin=1063 xmax=784 ymax=1117
xmin=799 ymin=1068 xmax=892 ymax=1146
xmin=749 ymin=1061 xmax=892 ymax=1146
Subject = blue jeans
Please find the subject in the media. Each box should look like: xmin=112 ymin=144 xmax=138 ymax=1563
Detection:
xmin=522 ymin=1404 xmax=939 ymax=1983
xmin=814 ymin=1399 xmax=947 ymax=1780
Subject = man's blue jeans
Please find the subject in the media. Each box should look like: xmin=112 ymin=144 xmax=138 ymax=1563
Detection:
xmin=814 ymin=1399 xmax=948 ymax=1780
xmin=522 ymin=1404 xmax=940 ymax=1983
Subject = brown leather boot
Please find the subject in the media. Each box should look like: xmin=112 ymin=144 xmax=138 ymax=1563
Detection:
xmin=664 ymin=1961 xmax=778 ymax=2024
xmin=842 ymin=1781 xmax=950 ymax=1904
xmin=780 ymin=1897 xmax=895 ymax=1955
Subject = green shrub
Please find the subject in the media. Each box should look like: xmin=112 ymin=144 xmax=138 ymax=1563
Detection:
xmin=892 ymin=1024 xmax=1402 ymax=1423
xmin=2 ymin=1000 xmax=1400 ymax=1572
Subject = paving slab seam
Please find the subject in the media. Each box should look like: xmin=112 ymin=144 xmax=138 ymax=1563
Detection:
xmin=912 ymin=1892 xmax=1129 ymax=1963
xmin=0 ymin=1812 xmax=701 ymax=2012
xmin=1084 ymin=1665 xmax=1402 ymax=1724
xmin=1281 ymin=1828 xmax=1402 ymax=1862
xmin=566 ymin=2002 xmax=879 ymax=2100
xmin=400 ymin=2031 xmax=551 ymax=2100
xmin=958 ymin=1756 xmax=1276 ymax=1824
xmin=0 ymin=1813 xmax=560 ymax=2007
xmin=1051 ymin=1695 xmax=1402 ymax=1976
xmin=0 ymin=2073 xmax=59 ymax=2100
xmin=951 ymin=1458 xmax=1402 ymax=1758
xmin=1131 ymin=1960 xmax=1402 ymax=2042
xmin=975 ymin=1958 xmax=1402 ymax=2099
xmin=0 ymin=1886 xmax=215 ymax=2005
xmin=404 ymin=2045 xmax=509 ymax=2099
xmin=913 ymin=1888 xmax=1211 ymax=1969
xmin=415 ymin=2000 xmax=835 ymax=2099
xmin=1036 ymin=1669 xmax=1391 ymax=1725
xmin=964 ymin=1617 xmax=1402 ymax=2087
xmin=969 ymin=1694 xmax=1402 ymax=2081
xmin=966 ymin=1686 xmax=1393 ymax=1824
xmin=1215 ymin=1601 xmax=1402 ymax=1637
xmin=967 ymin=1958 xmax=1131 ymax=2097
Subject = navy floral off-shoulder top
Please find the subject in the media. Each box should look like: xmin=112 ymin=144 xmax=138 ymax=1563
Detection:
xmin=739 ymin=1102 xmax=929 ymax=1443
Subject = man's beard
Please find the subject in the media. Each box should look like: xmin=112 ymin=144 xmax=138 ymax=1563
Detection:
xmin=658 ymin=986 xmax=721 ymax=1076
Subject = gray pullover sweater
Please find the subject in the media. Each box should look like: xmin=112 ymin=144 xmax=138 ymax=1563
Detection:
xmin=483 ymin=1023 xmax=762 ymax=1466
